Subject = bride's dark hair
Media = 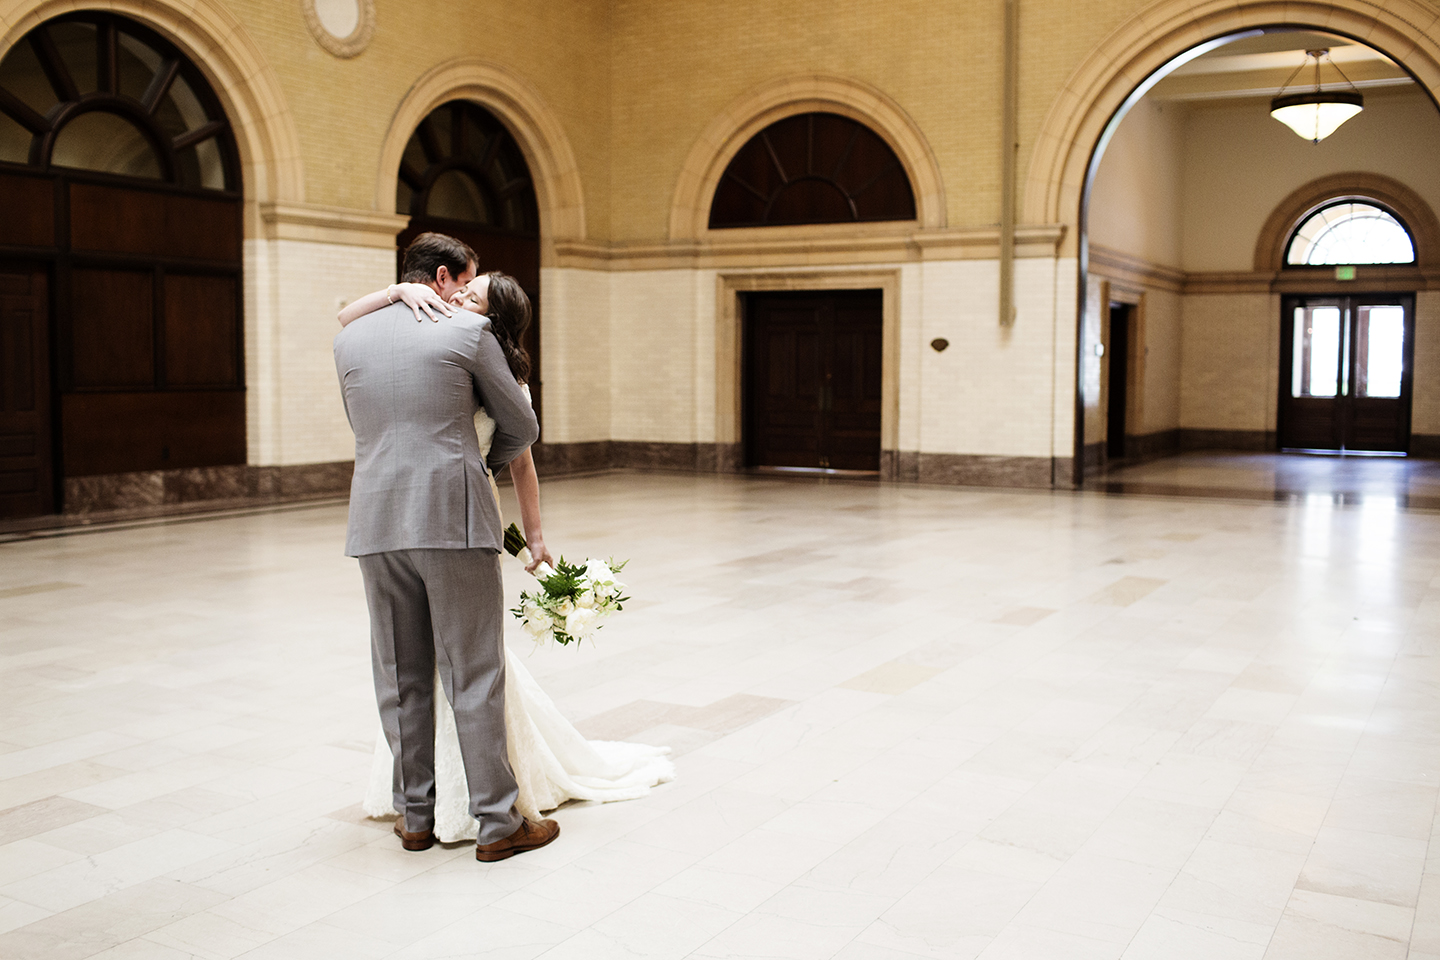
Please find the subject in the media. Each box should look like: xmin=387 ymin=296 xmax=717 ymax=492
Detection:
xmin=483 ymin=272 xmax=532 ymax=383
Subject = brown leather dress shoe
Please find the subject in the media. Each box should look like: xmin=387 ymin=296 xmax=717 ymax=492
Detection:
xmin=394 ymin=820 xmax=436 ymax=851
xmin=475 ymin=817 xmax=559 ymax=862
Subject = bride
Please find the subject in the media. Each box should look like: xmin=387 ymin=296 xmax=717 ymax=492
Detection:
xmin=338 ymin=271 xmax=674 ymax=843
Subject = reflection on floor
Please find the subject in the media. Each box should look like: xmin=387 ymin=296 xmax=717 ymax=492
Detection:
xmin=1 ymin=471 xmax=1438 ymax=959
xmin=1092 ymin=450 xmax=1440 ymax=510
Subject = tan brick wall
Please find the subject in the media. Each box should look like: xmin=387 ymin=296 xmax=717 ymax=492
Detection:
xmin=1413 ymin=291 xmax=1440 ymax=438
xmin=1179 ymin=294 xmax=1280 ymax=433
xmin=607 ymin=0 xmax=1153 ymax=241
xmin=245 ymin=238 xmax=396 ymax=466
xmin=218 ymin=0 xmax=613 ymax=232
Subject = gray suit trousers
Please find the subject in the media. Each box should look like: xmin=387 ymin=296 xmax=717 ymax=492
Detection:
xmin=358 ymin=548 xmax=521 ymax=843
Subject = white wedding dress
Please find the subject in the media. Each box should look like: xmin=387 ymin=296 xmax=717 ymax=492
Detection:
xmin=362 ymin=397 xmax=674 ymax=842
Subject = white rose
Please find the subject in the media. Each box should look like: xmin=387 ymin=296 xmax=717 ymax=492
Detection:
xmin=565 ymin=606 xmax=599 ymax=641
xmin=554 ymin=597 xmax=575 ymax=616
xmin=576 ymin=589 xmax=596 ymax=609
xmin=583 ymin=559 xmax=614 ymax=584
xmin=522 ymin=613 xmax=553 ymax=643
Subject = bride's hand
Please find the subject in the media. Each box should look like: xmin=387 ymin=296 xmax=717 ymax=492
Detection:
xmin=393 ymin=282 xmax=456 ymax=322
xmin=525 ymin=539 xmax=555 ymax=574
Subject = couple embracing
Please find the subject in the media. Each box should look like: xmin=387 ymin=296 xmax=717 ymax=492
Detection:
xmin=334 ymin=233 xmax=671 ymax=861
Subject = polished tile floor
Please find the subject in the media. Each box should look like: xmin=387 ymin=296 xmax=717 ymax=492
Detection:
xmin=1 ymin=471 xmax=1438 ymax=959
xmin=1092 ymin=451 xmax=1440 ymax=510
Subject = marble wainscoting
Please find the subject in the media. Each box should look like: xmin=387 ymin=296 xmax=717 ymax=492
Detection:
xmin=62 ymin=462 xmax=355 ymax=514
xmin=892 ymin=451 xmax=1071 ymax=488
xmin=532 ymin=442 xmax=743 ymax=476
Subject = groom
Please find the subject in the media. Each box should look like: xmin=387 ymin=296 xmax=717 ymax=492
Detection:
xmin=334 ymin=231 xmax=559 ymax=861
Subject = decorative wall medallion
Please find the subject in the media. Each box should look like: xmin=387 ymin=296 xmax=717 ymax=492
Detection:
xmin=302 ymin=0 xmax=375 ymax=58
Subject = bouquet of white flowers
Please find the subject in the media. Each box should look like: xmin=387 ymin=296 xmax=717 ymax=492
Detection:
xmin=503 ymin=523 xmax=629 ymax=646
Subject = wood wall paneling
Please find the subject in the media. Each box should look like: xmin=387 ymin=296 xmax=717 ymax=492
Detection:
xmin=69 ymin=183 xmax=241 ymax=260
xmin=164 ymin=274 xmax=239 ymax=387
xmin=0 ymin=173 xmax=56 ymax=248
xmin=61 ymin=390 xmax=245 ymax=476
xmin=69 ymin=268 xmax=154 ymax=389
xmin=0 ymin=266 xmax=52 ymax=516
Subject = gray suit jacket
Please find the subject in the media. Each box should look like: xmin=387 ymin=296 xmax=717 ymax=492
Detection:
xmin=334 ymin=303 xmax=538 ymax=557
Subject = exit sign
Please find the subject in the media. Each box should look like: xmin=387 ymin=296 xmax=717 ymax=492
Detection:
xmin=1335 ymin=266 xmax=1357 ymax=280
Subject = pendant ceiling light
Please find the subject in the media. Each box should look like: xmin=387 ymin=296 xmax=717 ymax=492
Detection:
xmin=1270 ymin=48 xmax=1364 ymax=143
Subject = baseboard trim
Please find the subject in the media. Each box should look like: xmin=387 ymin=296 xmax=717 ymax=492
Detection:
xmin=1179 ymin=429 xmax=1277 ymax=452
xmin=530 ymin=440 xmax=744 ymax=475
xmin=63 ymin=461 xmax=354 ymax=514
xmin=1126 ymin=429 xmax=1181 ymax=461
xmin=1411 ymin=434 xmax=1440 ymax=458
xmin=914 ymin=453 xmax=1069 ymax=489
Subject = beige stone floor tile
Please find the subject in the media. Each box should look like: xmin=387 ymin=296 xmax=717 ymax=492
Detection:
xmin=383 ymin=904 xmax=581 ymax=960
xmin=541 ymin=892 xmax=743 ymax=959
xmin=1262 ymin=910 xmax=1407 ymax=960
xmin=1296 ymin=826 xmax=1427 ymax=906
xmin=1119 ymin=909 xmax=1271 ymax=960
xmin=972 ymin=922 xmax=1125 ymax=960
xmin=0 ymin=895 xmax=50 ymax=936
xmin=2 ymin=473 xmax=1440 ymax=958
xmin=492 ymin=838 xmax=696 ymax=928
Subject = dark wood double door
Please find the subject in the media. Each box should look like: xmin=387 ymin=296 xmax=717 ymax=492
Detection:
xmin=0 ymin=168 xmax=245 ymax=519
xmin=1279 ymin=294 xmax=1414 ymax=453
xmin=744 ymin=290 xmax=882 ymax=472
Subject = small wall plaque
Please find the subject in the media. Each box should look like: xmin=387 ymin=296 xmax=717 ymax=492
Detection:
xmin=930 ymin=338 xmax=949 ymax=352
xmin=303 ymin=0 xmax=375 ymax=58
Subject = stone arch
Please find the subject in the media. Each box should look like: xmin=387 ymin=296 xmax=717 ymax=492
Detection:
xmin=1023 ymin=0 xmax=1440 ymax=256
xmin=376 ymin=58 xmax=587 ymax=256
xmin=669 ymin=75 xmax=946 ymax=240
xmin=1253 ymin=172 xmax=1440 ymax=270
xmin=0 ymin=0 xmax=305 ymax=213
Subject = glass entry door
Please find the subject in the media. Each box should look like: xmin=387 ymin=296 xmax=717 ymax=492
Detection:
xmin=1278 ymin=294 xmax=1414 ymax=452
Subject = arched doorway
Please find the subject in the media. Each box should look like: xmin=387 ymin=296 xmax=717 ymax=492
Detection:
xmin=710 ymin=112 xmax=914 ymax=473
xmin=394 ymin=100 xmax=542 ymax=420
xmin=0 ymin=11 xmax=243 ymax=518
xmin=1075 ymin=18 xmax=1440 ymax=496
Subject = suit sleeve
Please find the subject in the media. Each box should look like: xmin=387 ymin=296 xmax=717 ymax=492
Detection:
xmin=466 ymin=320 xmax=538 ymax=472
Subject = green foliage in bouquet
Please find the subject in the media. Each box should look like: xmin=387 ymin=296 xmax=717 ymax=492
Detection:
xmin=502 ymin=523 xmax=630 ymax=646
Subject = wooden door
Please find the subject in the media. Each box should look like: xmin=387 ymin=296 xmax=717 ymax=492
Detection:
xmin=0 ymin=266 xmax=53 ymax=518
xmin=1278 ymin=294 xmax=1414 ymax=453
xmin=745 ymin=291 xmax=882 ymax=471
xmin=1106 ymin=303 xmax=1131 ymax=460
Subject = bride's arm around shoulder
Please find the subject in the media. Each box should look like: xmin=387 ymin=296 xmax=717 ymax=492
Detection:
xmin=337 ymin=283 xmax=457 ymax=326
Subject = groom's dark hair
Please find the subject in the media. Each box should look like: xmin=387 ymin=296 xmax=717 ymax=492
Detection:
xmin=400 ymin=232 xmax=476 ymax=285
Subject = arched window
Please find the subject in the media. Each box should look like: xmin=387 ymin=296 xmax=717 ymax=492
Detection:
xmin=0 ymin=13 xmax=237 ymax=190
xmin=0 ymin=12 xmax=244 ymax=515
xmin=1285 ymin=201 xmax=1416 ymax=266
xmin=396 ymin=100 xmax=537 ymax=235
xmin=709 ymin=112 xmax=916 ymax=228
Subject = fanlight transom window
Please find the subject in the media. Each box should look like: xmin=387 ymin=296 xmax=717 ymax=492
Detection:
xmin=1285 ymin=201 xmax=1416 ymax=266
xmin=0 ymin=13 xmax=236 ymax=191
xmin=709 ymin=112 xmax=916 ymax=229
xmin=396 ymin=101 xmax=538 ymax=235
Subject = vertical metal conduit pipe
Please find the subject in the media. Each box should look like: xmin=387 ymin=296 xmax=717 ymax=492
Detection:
xmin=1000 ymin=0 xmax=1019 ymax=326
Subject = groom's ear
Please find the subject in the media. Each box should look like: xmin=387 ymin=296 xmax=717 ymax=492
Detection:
xmin=434 ymin=265 xmax=450 ymax=287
